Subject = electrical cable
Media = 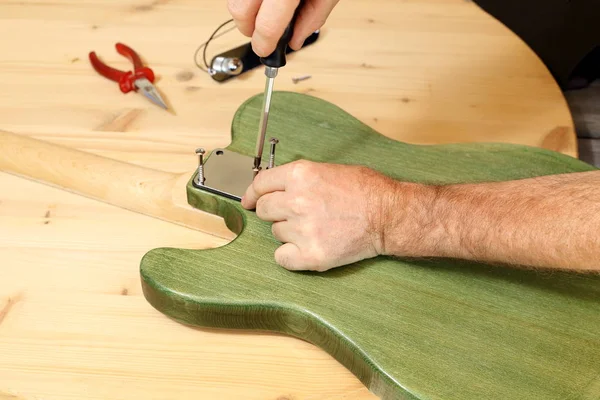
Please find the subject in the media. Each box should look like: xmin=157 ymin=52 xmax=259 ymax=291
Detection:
xmin=194 ymin=19 xmax=236 ymax=74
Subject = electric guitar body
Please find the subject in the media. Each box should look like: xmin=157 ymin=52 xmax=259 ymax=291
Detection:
xmin=140 ymin=92 xmax=600 ymax=400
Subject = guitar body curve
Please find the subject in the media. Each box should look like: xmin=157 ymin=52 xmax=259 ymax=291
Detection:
xmin=140 ymin=92 xmax=600 ymax=400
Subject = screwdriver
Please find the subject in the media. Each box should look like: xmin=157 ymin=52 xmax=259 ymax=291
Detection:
xmin=253 ymin=1 xmax=305 ymax=175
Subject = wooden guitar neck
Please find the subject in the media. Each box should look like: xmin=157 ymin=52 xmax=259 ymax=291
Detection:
xmin=0 ymin=129 xmax=235 ymax=241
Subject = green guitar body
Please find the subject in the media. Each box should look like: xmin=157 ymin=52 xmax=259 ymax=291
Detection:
xmin=140 ymin=92 xmax=600 ymax=400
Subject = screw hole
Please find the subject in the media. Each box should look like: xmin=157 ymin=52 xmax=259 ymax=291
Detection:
xmin=216 ymin=150 xmax=224 ymax=156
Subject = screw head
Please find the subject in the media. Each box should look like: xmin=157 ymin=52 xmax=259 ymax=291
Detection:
xmin=195 ymin=148 xmax=206 ymax=155
xmin=269 ymin=138 xmax=279 ymax=145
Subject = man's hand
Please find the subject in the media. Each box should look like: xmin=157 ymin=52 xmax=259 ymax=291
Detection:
xmin=241 ymin=160 xmax=402 ymax=271
xmin=243 ymin=159 xmax=600 ymax=273
xmin=227 ymin=0 xmax=340 ymax=57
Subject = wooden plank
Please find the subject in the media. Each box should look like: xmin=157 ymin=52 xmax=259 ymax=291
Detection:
xmin=0 ymin=0 xmax=578 ymax=168
xmin=0 ymin=0 xmax=584 ymax=398
xmin=0 ymin=172 xmax=375 ymax=400
xmin=142 ymin=92 xmax=600 ymax=400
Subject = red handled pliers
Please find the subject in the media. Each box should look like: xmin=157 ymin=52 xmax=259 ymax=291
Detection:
xmin=89 ymin=43 xmax=168 ymax=110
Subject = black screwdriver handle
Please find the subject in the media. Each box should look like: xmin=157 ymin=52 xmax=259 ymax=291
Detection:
xmin=260 ymin=0 xmax=305 ymax=68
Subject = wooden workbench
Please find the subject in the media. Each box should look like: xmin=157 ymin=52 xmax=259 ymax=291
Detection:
xmin=0 ymin=0 xmax=578 ymax=399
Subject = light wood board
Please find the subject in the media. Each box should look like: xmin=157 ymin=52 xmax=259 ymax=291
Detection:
xmin=0 ymin=0 xmax=580 ymax=398
xmin=0 ymin=0 xmax=578 ymax=166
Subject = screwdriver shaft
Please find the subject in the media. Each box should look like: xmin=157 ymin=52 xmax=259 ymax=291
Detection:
xmin=253 ymin=66 xmax=278 ymax=172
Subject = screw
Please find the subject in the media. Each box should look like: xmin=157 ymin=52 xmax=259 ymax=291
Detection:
xmin=268 ymin=138 xmax=279 ymax=169
xmin=292 ymin=74 xmax=312 ymax=84
xmin=195 ymin=148 xmax=206 ymax=185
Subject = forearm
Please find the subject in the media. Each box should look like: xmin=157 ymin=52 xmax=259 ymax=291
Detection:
xmin=382 ymin=171 xmax=600 ymax=272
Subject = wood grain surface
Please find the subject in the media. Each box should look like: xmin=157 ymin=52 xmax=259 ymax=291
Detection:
xmin=0 ymin=0 xmax=578 ymax=163
xmin=0 ymin=129 xmax=235 ymax=241
xmin=0 ymin=0 xmax=582 ymax=398
xmin=142 ymin=92 xmax=600 ymax=400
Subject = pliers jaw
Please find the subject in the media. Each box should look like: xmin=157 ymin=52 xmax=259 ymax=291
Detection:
xmin=135 ymin=77 xmax=168 ymax=110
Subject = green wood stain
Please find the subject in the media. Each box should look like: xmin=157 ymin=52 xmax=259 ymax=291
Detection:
xmin=140 ymin=92 xmax=600 ymax=400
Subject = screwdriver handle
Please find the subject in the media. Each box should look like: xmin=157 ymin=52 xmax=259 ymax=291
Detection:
xmin=260 ymin=0 xmax=305 ymax=68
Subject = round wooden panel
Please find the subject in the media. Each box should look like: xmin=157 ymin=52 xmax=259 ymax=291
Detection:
xmin=0 ymin=0 xmax=579 ymax=399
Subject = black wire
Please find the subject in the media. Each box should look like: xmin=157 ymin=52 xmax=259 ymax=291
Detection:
xmin=194 ymin=19 xmax=236 ymax=73
xmin=204 ymin=19 xmax=236 ymax=71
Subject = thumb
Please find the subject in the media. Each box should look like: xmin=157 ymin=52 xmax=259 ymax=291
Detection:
xmin=274 ymin=243 xmax=305 ymax=271
xmin=290 ymin=0 xmax=339 ymax=50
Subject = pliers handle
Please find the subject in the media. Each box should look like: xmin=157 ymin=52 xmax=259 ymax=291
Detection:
xmin=89 ymin=43 xmax=156 ymax=94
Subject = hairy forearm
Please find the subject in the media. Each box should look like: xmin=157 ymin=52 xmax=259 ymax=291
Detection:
xmin=382 ymin=171 xmax=600 ymax=272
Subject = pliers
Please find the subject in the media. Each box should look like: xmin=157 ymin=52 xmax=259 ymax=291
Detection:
xmin=89 ymin=43 xmax=168 ymax=110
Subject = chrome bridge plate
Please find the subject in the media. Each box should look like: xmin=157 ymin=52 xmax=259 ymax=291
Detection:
xmin=192 ymin=148 xmax=255 ymax=201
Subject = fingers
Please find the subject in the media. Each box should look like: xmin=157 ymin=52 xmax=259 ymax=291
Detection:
xmin=241 ymin=165 xmax=289 ymax=210
xmin=289 ymin=0 xmax=339 ymax=50
xmin=274 ymin=242 xmax=304 ymax=270
xmin=272 ymin=222 xmax=305 ymax=269
xmin=271 ymin=220 xmax=299 ymax=243
xmin=229 ymin=0 xmax=339 ymax=56
xmin=256 ymin=192 xmax=290 ymax=222
xmin=252 ymin=0 xmax=300 ymax=56
xmin=228 ymin=0 xmax=263 ymax=37
xmin=272 ymin=227 xmax=331 ymax=272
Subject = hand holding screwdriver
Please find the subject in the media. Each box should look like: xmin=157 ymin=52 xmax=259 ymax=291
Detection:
xmin=251 ymin=0 xmax=308 ymax=174
xmin=227 ymin=0 xmax=341 ymax=57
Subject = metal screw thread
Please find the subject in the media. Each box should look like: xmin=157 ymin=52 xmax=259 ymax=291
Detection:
xmin=195 ymin=148 xmax=206 ymax=185
xmin=268 ymin=138 xmax=278 ymax=169
xmin=268 ymin=153 xmax=275 ymax=169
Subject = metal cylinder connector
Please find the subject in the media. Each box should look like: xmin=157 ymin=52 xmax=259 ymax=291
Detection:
xmin=210 ymin=57 xmax=243 ymax=76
